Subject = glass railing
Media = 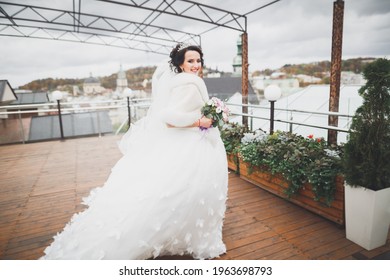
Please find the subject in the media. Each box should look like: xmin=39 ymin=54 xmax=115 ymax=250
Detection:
xmin=0 ymin=98 xmax=152 ymax=145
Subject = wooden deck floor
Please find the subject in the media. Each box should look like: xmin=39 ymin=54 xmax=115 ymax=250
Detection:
xmin=0 ymin=135 xmax=389 ymax=260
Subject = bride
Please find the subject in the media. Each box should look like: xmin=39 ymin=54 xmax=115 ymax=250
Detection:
xmin=40 ymin=43 xmax=229 ymax=260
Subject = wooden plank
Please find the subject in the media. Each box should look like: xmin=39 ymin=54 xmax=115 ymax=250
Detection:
xmin=286 ymin=223 xmax=339 ymax=245
xmin=1 ymin=246 xmax=47 ymax=260
xmin=318 ymin=243 xmax=362 ymax=260
xmin=266 ymin=215 xmax=325 ymax=235
xmin=237 ymin=242 xmax=301 ymax=260
xmin=304 ymin=237 xmax=355 ymax=259
xmin=225 ymin=229 xmax=277 ymax=251
xmin=231 ymin=237 xmax=291 ymax=259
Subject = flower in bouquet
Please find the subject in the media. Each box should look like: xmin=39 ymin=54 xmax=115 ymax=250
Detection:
xmin=201 ymin=97 xmax=230 ymax=129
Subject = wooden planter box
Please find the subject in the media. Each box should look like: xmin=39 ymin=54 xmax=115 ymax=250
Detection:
xmin=227 ymin=153 xmax=239 ymax=172
xmin=239 ymin=158 xmax=345 ymax=226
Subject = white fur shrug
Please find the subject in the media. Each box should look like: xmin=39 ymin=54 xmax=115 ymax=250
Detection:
xmin=161 ymin=73 xmax=209 ymax=127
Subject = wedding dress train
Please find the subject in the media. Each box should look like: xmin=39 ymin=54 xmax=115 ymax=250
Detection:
xmin=40 ymin=63 xmax=228 ymax=260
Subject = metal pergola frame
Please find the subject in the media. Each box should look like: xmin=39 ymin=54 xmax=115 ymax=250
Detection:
xmin=0 ymin=0 xmax=282 ymax=127
xmin=0 ymin=1 xmax=202 ymax=54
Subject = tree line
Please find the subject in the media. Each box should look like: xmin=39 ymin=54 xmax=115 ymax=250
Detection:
xmin=253 ymin=57 xmax=376 ymax=79
xmin=20 ymin=66 xmax=157 ymax=92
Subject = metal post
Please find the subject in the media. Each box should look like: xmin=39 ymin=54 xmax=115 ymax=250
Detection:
xmin=328 ymin=0 xmax=344 ymax=145
xmin=18 ymin=111 xmax=25 ymax=144
xmin=269 ymin=101 xmax=275 ymax=135
xmin=250 ymin=108 xmax=253 ymax=131
xmin=241 ymin=31 xmax=249 ymax=128
xmin=127 ymin=96 xmax=131 ymax=128
xmin=96 ymin=111 xmax=101 ymax=138
xmin=134 ymin=100 xmax=138 ymax=122
xmin=57 ymin=100 xmax=65 ymax=140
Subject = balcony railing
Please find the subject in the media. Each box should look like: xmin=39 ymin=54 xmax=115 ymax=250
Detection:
xmin=0 ymin=99 xmax=352 ymax=145
xmin=227 ymin=102 xmax=352 ymax=143
xmin=0 ymin=98 xmax=152 ymax=145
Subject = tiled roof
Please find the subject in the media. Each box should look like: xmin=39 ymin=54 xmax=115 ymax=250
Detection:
xmin=11 ymin=92 xmax=48 ymax=105
xmin=204 ymin=77 xmax=257 ymax=103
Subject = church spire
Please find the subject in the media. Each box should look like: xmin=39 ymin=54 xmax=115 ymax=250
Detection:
xmin=116 ymin=64 xmax=128 ymax=93
xmin=232 ymin=35 xmax=242 ymax=76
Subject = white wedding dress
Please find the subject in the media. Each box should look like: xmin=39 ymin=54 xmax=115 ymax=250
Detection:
xmin=40 ymin=62 xmax=228 ymax=260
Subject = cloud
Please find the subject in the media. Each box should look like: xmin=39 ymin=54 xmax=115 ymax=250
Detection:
xmin=350 ymin=0 xmax=390 ymax=16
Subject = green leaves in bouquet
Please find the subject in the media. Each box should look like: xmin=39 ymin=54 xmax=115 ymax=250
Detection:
xmin=201 ymin=103 xmax=223 ymax=128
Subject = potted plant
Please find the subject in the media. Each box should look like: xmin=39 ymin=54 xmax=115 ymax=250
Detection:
xmin=239 ymin=130 xmax=345 ymax=225
xmin=343 ymin=58 xmax=390 ymax=250
xmin=220 ymin=122 xmax=249 ymax=172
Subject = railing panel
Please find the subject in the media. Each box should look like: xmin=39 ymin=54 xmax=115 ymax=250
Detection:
xmin=226 ymin=102 xmax=353 ymax=144
xmin=0 ymin=98 xmax=151 ymax=145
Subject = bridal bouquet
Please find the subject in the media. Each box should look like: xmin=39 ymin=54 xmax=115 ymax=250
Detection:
xmin=201 ymin=97 xmax=230 ymax=128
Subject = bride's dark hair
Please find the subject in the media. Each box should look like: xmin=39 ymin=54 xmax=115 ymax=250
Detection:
xmin=169 ymin=43 xmax=204 ymax=73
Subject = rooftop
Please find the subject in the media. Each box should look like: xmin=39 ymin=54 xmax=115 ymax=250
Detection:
xmin=0 ymin=80 xmax=17 ymax=105
xmin=204 ymin=76 xmax=257 ymax=103
xmin=11 ymin=92 xmax=48 ymax=105
xmin=0 ymin=135 xmax=389 ymax=260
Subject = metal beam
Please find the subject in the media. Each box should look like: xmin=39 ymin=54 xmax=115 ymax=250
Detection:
xmin=0 ymin=2 xmax=200 ymax=40
xmin=0 ymin=23 xmax=172 ymax=54
xmin=73 ymin=0 xmax=82 ymax=32
xmin=0 ymin=1 xmax=201 ymax=54
xmin=0 ymin=4 xmax=17 ymax=25
xmin=97 ymin=0 xmax=247 ymax=32
xmin=244 ymin=0 xmax=281 ymax=16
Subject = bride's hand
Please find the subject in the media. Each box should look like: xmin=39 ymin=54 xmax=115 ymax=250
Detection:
xmin=166 ymin=116 xmax=213 ymax=128
xmin=199 ymin=116 xmax=213 ymax=128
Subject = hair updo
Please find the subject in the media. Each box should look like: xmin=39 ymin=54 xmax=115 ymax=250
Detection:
xmin=169 ymin=43 xmax=204 ymax=73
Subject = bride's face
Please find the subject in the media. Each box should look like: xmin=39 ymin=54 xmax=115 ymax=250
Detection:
xmin=180 ymin=50 xmax=202 ymax=75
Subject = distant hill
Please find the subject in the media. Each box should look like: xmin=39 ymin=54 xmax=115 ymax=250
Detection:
xmin=19 ymin=65 xmax=220 ymax=92
xmin=19 ymin=66 xmax=157 ymax=92
xmin=253 ymin=57 xmax=376 ymax=79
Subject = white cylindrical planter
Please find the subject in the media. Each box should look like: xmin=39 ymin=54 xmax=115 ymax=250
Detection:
xmin=345 ymin=184 xmax=390 ymax=250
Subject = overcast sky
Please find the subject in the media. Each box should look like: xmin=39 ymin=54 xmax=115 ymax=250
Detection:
xmin=1 ymin=0 xmax=389 ymax=88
